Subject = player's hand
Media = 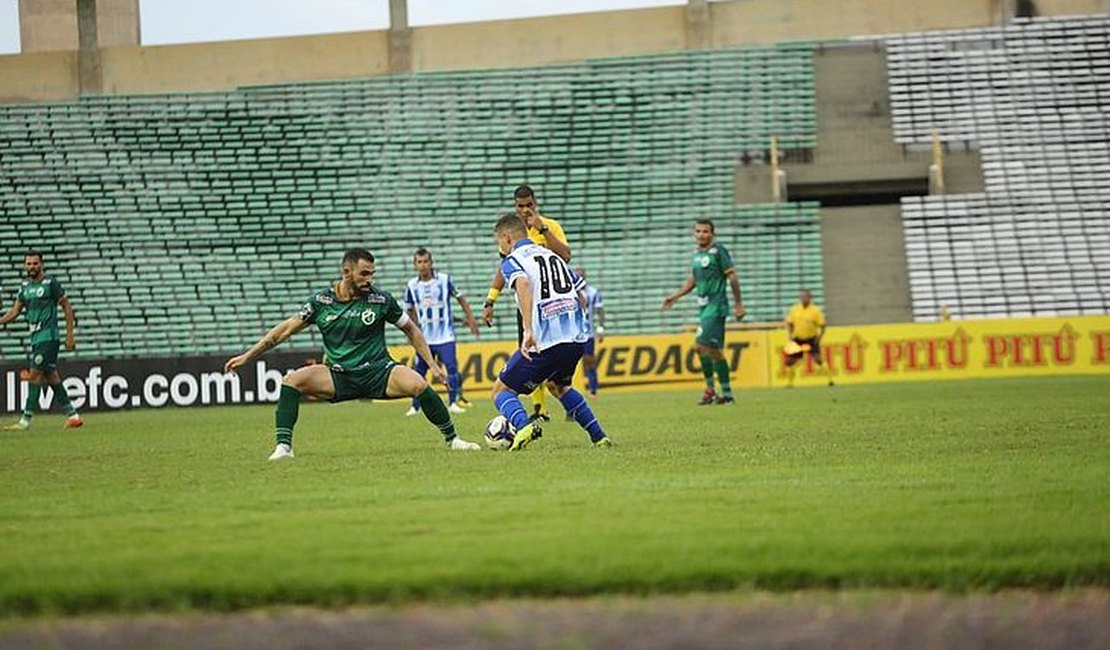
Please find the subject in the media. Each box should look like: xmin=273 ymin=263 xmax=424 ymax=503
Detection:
xmin=521 ymin=331 xmax=537 ymax=360
xmin=661 ymin=296 xmax=677 ymax=310
xmin=735 ymin=303 xmax=747 ymax=321
xmin=431 ymin=366 xmax=448 ymax=385
xmin=481 ymin=303 xmax=495 ymax=327
xmin=518 ymin=206 xmax=538 ymax=229
xmin=224 ymin=354 xmax=249 ymax=374
xmin=65 ymin=336 xmax=76 ymax=351
xmin=596 ymin=333 xmax=605 ymax=344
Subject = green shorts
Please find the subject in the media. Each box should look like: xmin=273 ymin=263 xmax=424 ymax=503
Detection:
xmin=329 ymin=361 xmax=397 ymax=403
xmin=695 ymin=314 xmax=727 ymax=350
xmin=29 ymin=339 xmax=61 ymax=371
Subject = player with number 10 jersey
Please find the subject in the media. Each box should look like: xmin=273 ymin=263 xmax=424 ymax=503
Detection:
xmin=487 ymin=213 xmax=611 ymax=450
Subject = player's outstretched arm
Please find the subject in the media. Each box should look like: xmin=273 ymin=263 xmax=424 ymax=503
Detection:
xmin=727 ymin=270 xmax=746 ymax=321
xmin=398 ymin=318 xmax=447 ymax=384
xmin=481 ymin=269 xmax=506 ymax=327
xmin=224 ymin=316 xmax=307 ymax=373
xmin=59 ymin=296 xmax=77 ymax=350
xmin=661 ymin=274 xmax=696 ymax=310
xmin=456 ymin=295 xmax=480 ymax=336
xmin=514 ymin=277 xmax=537 ymax=359
xmin=541 ymin=229 xmax=571 ymax=262
xmin=0 ymin=298 xmax=23 ymax=325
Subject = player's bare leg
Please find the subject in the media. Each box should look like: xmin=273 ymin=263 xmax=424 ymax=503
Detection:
xmin=387 ymin=366 xmax=478 ymax=450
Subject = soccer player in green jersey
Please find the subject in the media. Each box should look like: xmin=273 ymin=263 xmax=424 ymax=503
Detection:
xmin=224 ymin=248 xmax=480 ymax=460
xmin=0 ymin=251 xmax=83 ymax=430
xmin=662 ymin=219 xmax=746 ymax=405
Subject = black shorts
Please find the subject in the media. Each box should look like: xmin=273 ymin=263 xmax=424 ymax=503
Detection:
xmin=785 ymin=337 xmax=822 ymax=365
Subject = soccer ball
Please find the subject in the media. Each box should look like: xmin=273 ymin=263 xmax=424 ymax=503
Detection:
xmin=484 ymin=415 xmax=516 ymax=450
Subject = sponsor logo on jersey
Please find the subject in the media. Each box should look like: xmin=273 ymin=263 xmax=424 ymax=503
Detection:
xmin=315 ymin=293 xmax=334 ymax=305
xmin=540 ymin=297 xmax=577 ymax=320
xmin=367 ymin=295 xmax=387 ymax=304
xmin=34 ymin=287 xmax=45 ymax=298
xmin=298 ymin=303 xmax=315 ymax=320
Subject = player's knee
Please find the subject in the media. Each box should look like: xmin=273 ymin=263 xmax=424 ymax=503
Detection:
xmin=412 ymin=376 xmax=429 ymax=394
xmin=547 ymin=382 xmax=569 ymax=398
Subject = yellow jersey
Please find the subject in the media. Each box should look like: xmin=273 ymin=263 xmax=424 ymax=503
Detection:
xmin=786 ymin=303 xmax=826 ymax=339
xmin=500 ymin=215 xmax=568 ymax=256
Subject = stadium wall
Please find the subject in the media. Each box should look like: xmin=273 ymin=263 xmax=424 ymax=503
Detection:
xmin=3 ymin=317 xmax=1107 ymax=413
xmin=0 ymin=0 xmax=1055 ymax=102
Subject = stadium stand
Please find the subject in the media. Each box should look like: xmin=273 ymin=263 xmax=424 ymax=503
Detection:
xmin=0 ymin=45 xmax=820 ymax=359
xmin=883 ymin=15 xmax=1110 ymax=321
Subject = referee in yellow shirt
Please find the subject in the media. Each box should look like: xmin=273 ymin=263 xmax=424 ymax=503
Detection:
xmin=784 ymin=289 xmax=834 ymax=387
xmin=481 ymin=185 xmax=570 ymax=421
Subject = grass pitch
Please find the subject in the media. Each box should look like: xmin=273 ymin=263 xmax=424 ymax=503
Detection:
xmin=0 ymin=376 xmax=1107 ymax=615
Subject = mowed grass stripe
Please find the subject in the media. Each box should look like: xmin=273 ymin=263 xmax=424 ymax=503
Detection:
xmin=0 ymin=376 xmax=1107 ymax=615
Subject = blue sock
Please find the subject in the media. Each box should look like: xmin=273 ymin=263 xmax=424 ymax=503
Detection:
xmin=410 ymin=395 xmax=421 ymax=411
xmin=494 ymin=390 xmax=531 ymax=431
xmin=586 ymin=368 xmax=599 ymax=394
xmin=447 ymin=373 xmax=460 ymax=404
xmin=559 ymin=388 xmax=606 ymax=443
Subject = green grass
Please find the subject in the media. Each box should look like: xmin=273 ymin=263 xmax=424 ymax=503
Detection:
xmin=1 ymin=376 xmax=1108 ymax=616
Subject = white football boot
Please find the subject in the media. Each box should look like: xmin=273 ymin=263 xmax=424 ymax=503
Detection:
xmin=268 ymin=443 xmax=295 ymax=461
xmin=448 ymin=437 xmax=481 ymax=451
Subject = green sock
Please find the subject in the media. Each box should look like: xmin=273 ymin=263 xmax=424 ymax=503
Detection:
xmin=22 ymin=384 xmax=41 ymax=419
xmin=715 ymin=359 xmax=732 ymax=396
xmin=53 ymin=382 xmax=77 ymax=416
xmin=275 ymin=384 xmax=301 ymax=447
xmin=699 ymin=355 xmax=716 ymax=390
xmin=418 ymin=386 xmax=456 ymax=442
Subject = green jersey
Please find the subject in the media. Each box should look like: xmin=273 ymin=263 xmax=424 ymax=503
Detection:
xmin=691 ymin=242 xmax=734 ymax=318
xmin=298 ymin=285 xmax=404 ymax=370
xmin=16 ymin=277 xmax=65 ymax=345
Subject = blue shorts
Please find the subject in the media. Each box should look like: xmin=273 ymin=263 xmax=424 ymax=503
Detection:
xmin=414 ymin=341 xmax=459 ymax=374
xmin=499 ymin=341 xmax=585 ymax=394
xmin=583 ymin=338 xmax=596 ymax=357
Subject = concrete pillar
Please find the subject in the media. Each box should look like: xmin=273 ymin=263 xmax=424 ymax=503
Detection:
xmin=686 ymin=0 xmax=710 ymax=50
xmin=95 ymin=0 xmax=141 ymax=48
xmin=388 ymin=0 xmax=412 ymax=74
xmin=77 ymin=0 xmax=102 ymax=94
xmin=18 ymin=0 xmax=78 ymax=52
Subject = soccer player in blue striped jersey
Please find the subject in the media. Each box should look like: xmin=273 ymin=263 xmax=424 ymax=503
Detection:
xmin=403 ymin=248 xmax=480 ymax=416
xmin=575 ymin=266 xmax=605 ymax=398
xmin=488 ymin=214 xmax=611 ymax=450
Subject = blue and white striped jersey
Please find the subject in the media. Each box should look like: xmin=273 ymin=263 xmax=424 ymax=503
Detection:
xmin=403 ymin=272 xmax=459 ymax=346
xmin=583 ymin=285 xmax=604 ymax=331
xmin=500 ymin=239 xmax=589 ymax=352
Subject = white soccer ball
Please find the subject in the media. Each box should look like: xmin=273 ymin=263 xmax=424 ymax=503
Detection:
xmin=484 ymin=415 xmax=516 ymax=450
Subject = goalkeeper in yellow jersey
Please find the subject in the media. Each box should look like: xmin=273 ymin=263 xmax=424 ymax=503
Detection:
xmin=784 ymin=289 xmax=834 ymax=387
xmin=481 ymin=185 xmax=570 ymax=422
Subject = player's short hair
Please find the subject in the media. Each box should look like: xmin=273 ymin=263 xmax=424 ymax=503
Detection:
xmin=513 ymin=185 xmax=535 ymax=200
xmin=24 ymin=250 xmax=43 ymax=262
xmin=342 ymin=248 xmax=375 ymax=267
xmin=494 ymin=212 xmax=527 ymax=237
xmin=413 ymin=247 xmax=432 ymax=261
xmin=695 ymin=219 xmax=715 ymax=233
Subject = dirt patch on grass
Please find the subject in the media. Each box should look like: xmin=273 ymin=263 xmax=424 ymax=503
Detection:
xmin=1 ymin=590 xmax=1107 ymax=649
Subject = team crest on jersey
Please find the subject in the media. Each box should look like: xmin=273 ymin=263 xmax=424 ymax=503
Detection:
xmin=699 ymin=257 xmax=711 ymax=268
xmin=361 ymin=309 xmax=376 ymax=325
